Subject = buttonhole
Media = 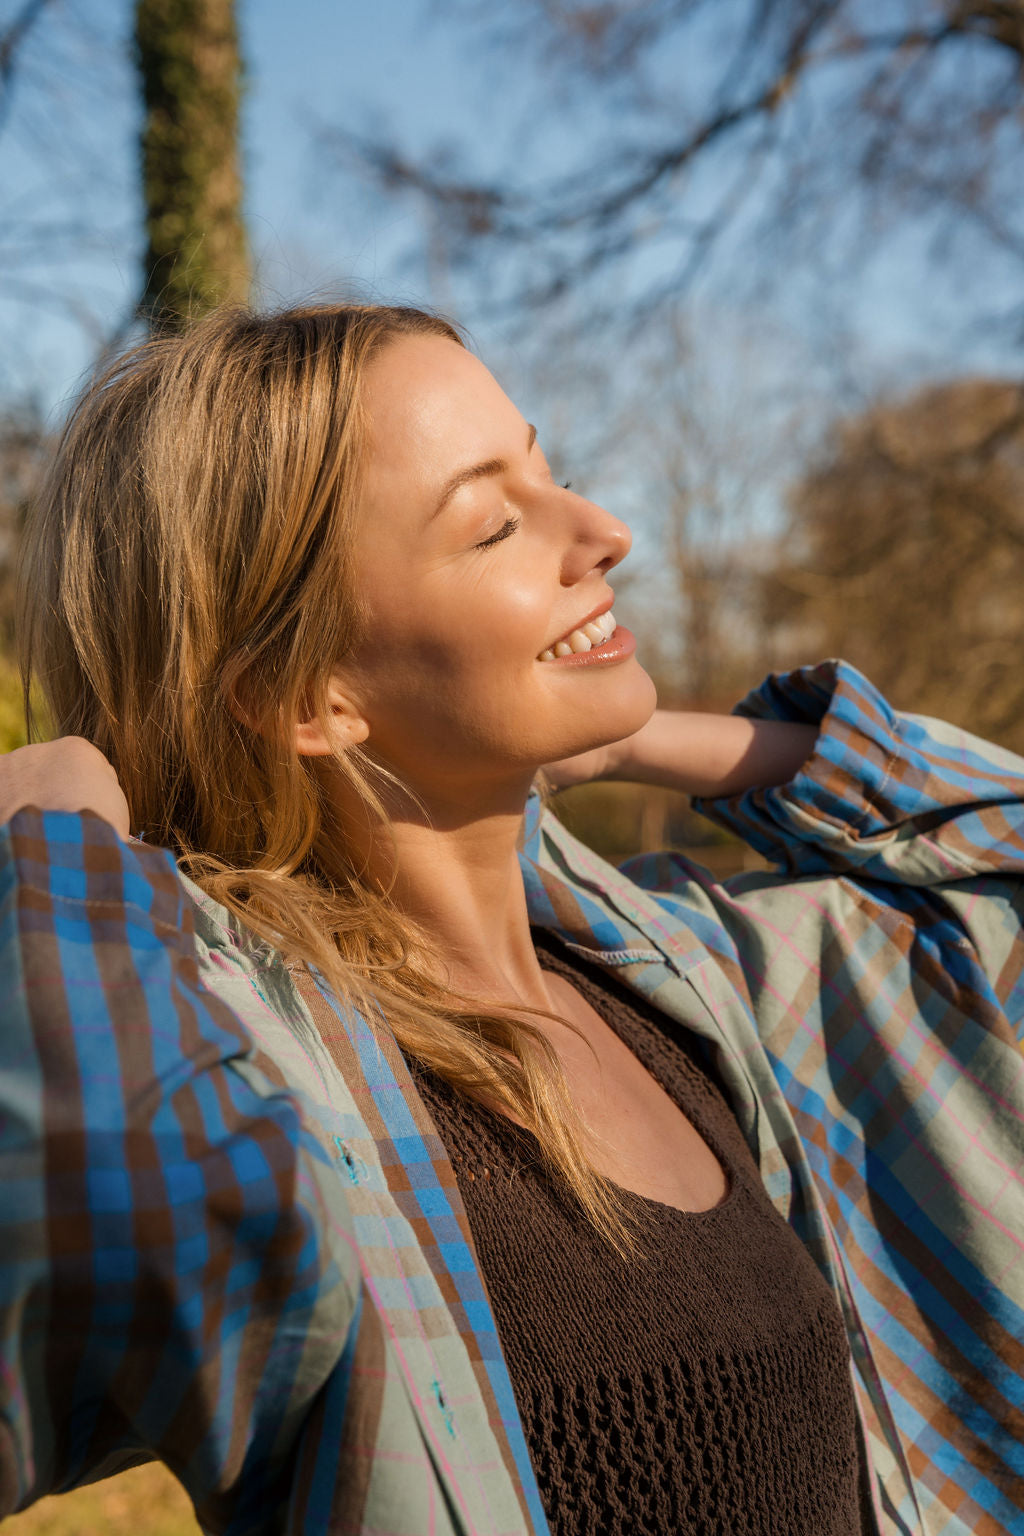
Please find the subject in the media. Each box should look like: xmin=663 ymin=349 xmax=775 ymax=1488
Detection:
xmin=333 ymin=1135 xmax=362 ymax=1185
xmin=431 ymin=1378 xmax=457 ymax=1438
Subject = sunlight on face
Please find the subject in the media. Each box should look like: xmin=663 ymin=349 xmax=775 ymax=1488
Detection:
xmin=339 ymin=334 xmax=657 ymax=797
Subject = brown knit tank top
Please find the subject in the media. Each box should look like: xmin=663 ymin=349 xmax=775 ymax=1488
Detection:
xmin=413 ymin=932 xmax=864 ymax=1536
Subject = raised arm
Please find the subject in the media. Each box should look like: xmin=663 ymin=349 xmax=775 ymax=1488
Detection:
xmin=0 ymin=788 xmax=358 ymax=1530
xmin=544 ymin=705 xmax=817 ymax=799
xmin=548 ymin=659 xmax=1024 ymax=884
xmin=692 ymin=659 xmax=1024 ymax=882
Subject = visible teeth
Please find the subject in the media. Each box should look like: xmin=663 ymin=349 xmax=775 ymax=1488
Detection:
xmin=537 ymin=609 xmax=618 ymax=661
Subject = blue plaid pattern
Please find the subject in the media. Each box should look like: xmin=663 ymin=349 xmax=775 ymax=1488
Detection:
xmin=0 ymin=660 xmax=1021 ymax=1535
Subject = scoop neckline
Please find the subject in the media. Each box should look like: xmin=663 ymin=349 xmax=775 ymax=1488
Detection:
xmin=610 ymin=1139 xmax=746 ymax=1223
xmin=533 ymin=934 xmax=748 ymax=1224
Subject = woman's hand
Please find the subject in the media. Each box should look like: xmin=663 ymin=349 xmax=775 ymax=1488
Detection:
xmin=544 ymin=710 xmax=819 ymax=799
xmin=0 ymin=739 xmax=131 ymax=839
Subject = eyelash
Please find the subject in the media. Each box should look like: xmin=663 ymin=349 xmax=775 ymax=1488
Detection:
xmin=474 ymin=482 xmax=572 ymax=549
xmin=476 ymin=516 xmax=520 ymax=549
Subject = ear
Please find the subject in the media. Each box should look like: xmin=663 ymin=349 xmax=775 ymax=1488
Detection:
xmin=294 ymin=673 xmax=370 ymax=758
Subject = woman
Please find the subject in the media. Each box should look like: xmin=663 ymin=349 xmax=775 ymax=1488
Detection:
xmin=1 ymin=303 xmax=1021 ymax=1536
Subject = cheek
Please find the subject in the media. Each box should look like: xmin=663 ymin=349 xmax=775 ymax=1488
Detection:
xmin=372 ymin=574 xmax=546 ymax=682
xmin=348 ymin=544 xmax=560 ymax=759
xmin=352 ymin=614 xmax=525 ymax=730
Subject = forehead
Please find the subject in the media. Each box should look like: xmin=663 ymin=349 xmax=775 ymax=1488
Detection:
xmin=361 ymin=334 xmax=523 ymax=491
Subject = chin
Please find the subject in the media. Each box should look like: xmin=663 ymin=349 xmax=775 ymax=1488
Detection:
xmin=565 ymin=662 xmax=659 ymax=757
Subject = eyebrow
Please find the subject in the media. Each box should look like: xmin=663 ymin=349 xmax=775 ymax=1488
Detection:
xmin=431 ymin=423 xmax=538 ymax=519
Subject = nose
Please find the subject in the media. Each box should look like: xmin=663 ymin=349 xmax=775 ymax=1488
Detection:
xmin=560 ymin=491 xmax=632 ymax=583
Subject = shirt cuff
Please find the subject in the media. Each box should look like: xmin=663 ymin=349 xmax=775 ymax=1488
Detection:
xmin=692 ymin=659 xmax=935 ymax=874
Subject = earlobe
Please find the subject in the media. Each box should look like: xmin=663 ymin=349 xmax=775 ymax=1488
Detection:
xmin=294 ymin=678 xmax=370 ymax=758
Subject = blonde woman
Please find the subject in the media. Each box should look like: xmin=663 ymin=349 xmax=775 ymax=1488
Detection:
xmin=1 ymin=304 xmax=1022 ymax=1536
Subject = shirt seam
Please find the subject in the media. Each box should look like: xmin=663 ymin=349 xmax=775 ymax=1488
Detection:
xmin=10 ymin=883 xmax=187 ymax=938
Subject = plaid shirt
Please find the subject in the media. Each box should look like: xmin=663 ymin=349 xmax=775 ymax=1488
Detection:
xmin=0 ymin=660 xmax=1021 ymax=1536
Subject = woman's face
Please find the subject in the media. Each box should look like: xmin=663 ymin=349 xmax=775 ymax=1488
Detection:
xmin=337 ymin=333 xmax=657 ymax=799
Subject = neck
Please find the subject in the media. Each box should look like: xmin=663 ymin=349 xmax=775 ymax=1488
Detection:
xmin=322 ymin=762 xmax=555 ymax=1010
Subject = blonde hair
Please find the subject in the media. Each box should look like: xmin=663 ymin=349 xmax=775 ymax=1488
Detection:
xmin=20 ymin=302 xmax=637 ymax=1255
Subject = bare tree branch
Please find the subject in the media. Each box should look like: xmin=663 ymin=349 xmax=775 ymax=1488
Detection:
xmin=325 ymin=0 xmax=1024 ymax=323
xmin=0 ymin=0 xmax=52 ymax=139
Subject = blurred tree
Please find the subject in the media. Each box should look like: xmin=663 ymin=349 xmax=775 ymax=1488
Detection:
xmin=552 ymin=310 xmax=821 ymax=714
xmin=0 ymin=0 xmax=52 ymax=140
xmin=630 ymin=317 xmax=809 ymax=707
xmin=0 ymin=403 xmax=47 ymax=647
xmin=760 ymin=375 xmax=1024 ymax=747
xmin=329 ymin=0 xmax=1024 ymax=322
xmin=0 ymin=403 xmax=47 ymax=749
xmin=135 ymin=0 xmax=249 ymax=330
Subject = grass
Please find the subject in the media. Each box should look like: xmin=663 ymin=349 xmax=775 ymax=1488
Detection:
xmin=0 ymin=651 xmax=29 ymax=754
xmin=4 ymin=1464 xmax=202 ymax=1536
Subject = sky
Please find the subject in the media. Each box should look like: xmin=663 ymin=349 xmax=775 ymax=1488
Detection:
xmin=1 ymin=0 xmax=554 ymax=413
xmin=1 ymin=0 xmax=1020 ymax=539
xmin=241 ymin=1 xmax=495 ymax=311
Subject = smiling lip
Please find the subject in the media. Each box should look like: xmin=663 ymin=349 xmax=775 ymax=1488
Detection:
xmin=541 ymin=625 xmax=636 ymax=667
xmin=546 ymin=601 xmax=613 ymax=651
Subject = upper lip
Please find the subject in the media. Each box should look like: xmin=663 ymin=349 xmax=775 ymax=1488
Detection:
xmin=546 ymin=598 xmax=613 ymax=650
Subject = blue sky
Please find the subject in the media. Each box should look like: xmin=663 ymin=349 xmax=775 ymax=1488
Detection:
xmin=2 ymin=0 xmax=1021 ymax=680
xmin=1 ymin=0 xmax=1019 ymax=479
xmin=241 ymin=1 xmax=489 ymax=309
xmin=2 ymin=0 xmax=593 ymax=408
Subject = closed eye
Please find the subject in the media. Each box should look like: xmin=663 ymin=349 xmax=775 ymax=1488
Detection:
xmin=475 ymin=516 xmax=521 ymax=549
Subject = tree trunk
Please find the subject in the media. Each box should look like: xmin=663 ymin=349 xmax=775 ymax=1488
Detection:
xmin=135 ymin=0 xmax=249 ymax=331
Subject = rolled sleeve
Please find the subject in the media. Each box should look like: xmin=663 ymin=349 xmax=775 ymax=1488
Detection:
xmin=0 ymin=809 xmax=355 ymax=1532
xmin=694 ymin=659 xmax=1024 ymax=883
